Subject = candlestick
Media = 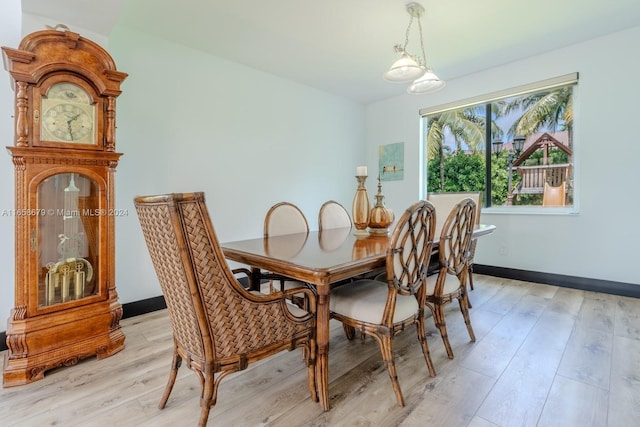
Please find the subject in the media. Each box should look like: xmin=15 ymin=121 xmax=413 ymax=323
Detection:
xmin=352 ymin=175 xmax=370 ymax=236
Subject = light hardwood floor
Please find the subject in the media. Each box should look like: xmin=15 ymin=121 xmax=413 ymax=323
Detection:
xmin=2 ymin=275 xmax=639 ymax=427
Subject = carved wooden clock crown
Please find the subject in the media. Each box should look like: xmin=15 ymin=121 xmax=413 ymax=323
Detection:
xmin=2 ymin=27 xmax=127 ymax=150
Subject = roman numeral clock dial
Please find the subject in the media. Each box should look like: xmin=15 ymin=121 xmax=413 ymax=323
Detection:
xmin=40 ymin=82 xmax=96 ymax=144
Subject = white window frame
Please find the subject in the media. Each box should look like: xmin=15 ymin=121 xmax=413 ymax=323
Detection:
xmin=420 ymin=73 xmax=580 ymax=215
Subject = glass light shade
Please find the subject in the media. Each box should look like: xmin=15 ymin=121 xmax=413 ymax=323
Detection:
xmin=492 ymin=139 xmax=504 ymax=156
xmin=407 ymin=69 xmax=446 ymax=94
xmin=383 ymin=54 xmax=425 ymax=83
xmin=513 ymin=135 xmax=526 ymax=153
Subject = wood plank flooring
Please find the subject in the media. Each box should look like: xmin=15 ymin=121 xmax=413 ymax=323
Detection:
xmin=2 ymin=275 xmax=639 ymax=426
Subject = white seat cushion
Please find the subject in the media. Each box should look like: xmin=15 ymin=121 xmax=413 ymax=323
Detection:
xmin=330 ymin=279 xmax=419 ymax=325
xmin=377 ymin=270 xmax=460 ymax=299
xmin=374 ymin=271 xmax=386 ymax=282
xmin=260 ymin=279 xmax=307 ymax=293
xmin=319 ymin=202 xmax=351 ymax=230
xmin=426 ymin=272 xmax=463 ymax=295
xmin=284 ymin=300 xmax=309 ymax=317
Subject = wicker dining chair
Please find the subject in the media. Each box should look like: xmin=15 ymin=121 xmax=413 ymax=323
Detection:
xmin=134 ymin=193 xmax=317 ymax=427
xmin=426 ymin=191 xmax=482 ymax=290
xmin=259 ymin=201 xmax=311 ymax=297
xmin=318 ymin=200 xmax=352 ymax=231
xmin=330 ymin=200 xmax=437 ymax=407
xmin=265 ymin=201 xmax=310 ymax=236
xmin=427 ymin=197 xmax=477 ymax=359
xmin=319 ymin=199 xmax=386 ymax=288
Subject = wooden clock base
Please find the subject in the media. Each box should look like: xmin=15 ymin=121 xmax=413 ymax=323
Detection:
xmin=2 ymin=303 xmax=125 ymax=387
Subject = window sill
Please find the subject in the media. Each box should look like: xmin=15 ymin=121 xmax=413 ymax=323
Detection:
xmin=482 ymin=206 xmax=579 ymax=215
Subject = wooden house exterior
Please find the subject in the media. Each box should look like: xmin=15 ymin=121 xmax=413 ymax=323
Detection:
xmin=511 ymin=132 xmax=572 ymax=197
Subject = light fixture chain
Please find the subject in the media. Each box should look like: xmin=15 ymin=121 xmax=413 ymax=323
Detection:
xmin=403 ymin=15 xmax=414 ymax=53
xmin=417 ymin=16 xmax=426 ymax=68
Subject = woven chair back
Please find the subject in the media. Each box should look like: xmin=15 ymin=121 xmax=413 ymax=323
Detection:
xmin=264 ymin=202 xmax=309 ymax=237
xmin=318 ymin=200 xmax=352 ymax=231
xmin=438 ymin=198 xmax=477 ymax=277
xmin=385 ymin=200 xmax=436 ymax=297
xmin=135 ymin=193 xmax=209 ymax=363
xmin=426 ymin=191 xmax=481 ymax=238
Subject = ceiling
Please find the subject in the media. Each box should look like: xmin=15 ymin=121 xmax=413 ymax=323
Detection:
xmin=21 ymin=0 xmax=640 ymax=104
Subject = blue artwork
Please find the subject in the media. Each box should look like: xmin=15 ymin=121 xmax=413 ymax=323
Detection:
xmin=378 ymin=142 xmax=404 ymax=181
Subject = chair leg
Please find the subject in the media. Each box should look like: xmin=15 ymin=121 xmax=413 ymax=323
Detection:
xmin=466 ymin=267 xmax=473 ymax=309
xmin=198 ymin=373 xmax=215 ymax=427
xmin=304 ymin=344 xmax=318 ymax=402
xmin=379 ymin=335 xmax=405 ymax=407
xmin=159 ymin=348 xmax=181 ymax=409
xmin=307 ymin=364 xmax=318 ymax=402
xmin=458 ymin=293 xmax=476 ymax=343
xmin=433 ymin=304 xmax=454 ymax=359
xmin=343 ymin=323 xmax=356 ymax=340
xmin=416 ymin=317 xmax=436 ymax=377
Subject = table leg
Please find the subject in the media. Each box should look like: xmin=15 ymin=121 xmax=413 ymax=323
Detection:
xmin=315 ymin=285 xmax=330 ymax=411
xmin=249 ymin=267 xmax=262 ymax=291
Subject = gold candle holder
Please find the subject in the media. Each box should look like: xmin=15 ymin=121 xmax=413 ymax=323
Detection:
xmin=352 ymin=174 xmax=370 ymax=236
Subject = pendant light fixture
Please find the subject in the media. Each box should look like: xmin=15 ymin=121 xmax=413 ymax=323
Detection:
xmin=407 ymin=67 xmax=445 ymax=93
xmin=383 ymin=2 xmax=445 ymax=94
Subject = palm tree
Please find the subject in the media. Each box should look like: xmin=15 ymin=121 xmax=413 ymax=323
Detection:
xmin=425 ymin=108 xmax=487 ymax=190
xmin=500 ymin=87 xmax=573 ymax=147
xmin=425 ymin=104 xmax=504 ymax=191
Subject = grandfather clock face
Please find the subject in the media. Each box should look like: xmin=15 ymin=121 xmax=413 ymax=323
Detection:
xmin=40 ymin=82 xmax=97 ymax=144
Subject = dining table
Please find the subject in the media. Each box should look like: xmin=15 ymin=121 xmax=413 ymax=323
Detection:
xmin=221 ymin=223 xmax=496 ymax=411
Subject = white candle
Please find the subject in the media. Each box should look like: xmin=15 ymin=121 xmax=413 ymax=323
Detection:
xmin=356 ymin=166 xmax=368 ymax=176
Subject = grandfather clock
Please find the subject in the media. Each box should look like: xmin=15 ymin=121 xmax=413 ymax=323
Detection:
xmin=2 ymin=28 xmax=127 ymax=386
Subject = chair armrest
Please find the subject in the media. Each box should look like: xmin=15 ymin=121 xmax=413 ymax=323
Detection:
xmin=231 ymin=267 xmax=254 ymax=290
xmin=236 ymin=268 xmax=294 ymax=288
xmin=232 ymin=267 xmax=252 ymax=277
xmin=243 ymin=284 xmax=316 ymax=320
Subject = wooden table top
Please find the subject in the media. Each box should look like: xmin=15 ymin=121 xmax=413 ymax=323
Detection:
xmin=221 ymin=224 xmax=496 ymax=286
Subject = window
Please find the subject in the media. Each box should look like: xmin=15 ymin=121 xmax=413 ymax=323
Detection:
xmin=421 ymin=73 xmax=578 ymax=209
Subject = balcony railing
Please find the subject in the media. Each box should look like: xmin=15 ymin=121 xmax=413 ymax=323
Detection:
xmin=513 ymin=164 xmax=571 ymax=194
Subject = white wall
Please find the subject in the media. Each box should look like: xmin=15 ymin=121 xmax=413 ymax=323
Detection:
xmin=366 ymin=26 xmax=640 ymax=286
xmin=0 ymin=19 xmax=365 ymax=325
xmin=0 ymin=0 xmax=22 ymax=335
xmin=21 ymin=13 xmax=108 ymax=47
xmin=108 ymin=25 xmax=365 ymax=303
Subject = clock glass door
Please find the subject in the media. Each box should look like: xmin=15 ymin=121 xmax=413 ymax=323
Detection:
xmin=37 ymin=173 xmax=100 ymax=307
